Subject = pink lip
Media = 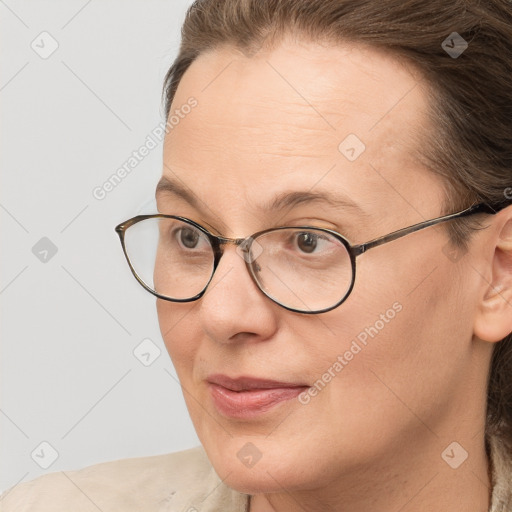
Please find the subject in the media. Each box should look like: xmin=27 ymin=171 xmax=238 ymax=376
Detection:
xmin=207 ymin=374 xmax=309 ymax=419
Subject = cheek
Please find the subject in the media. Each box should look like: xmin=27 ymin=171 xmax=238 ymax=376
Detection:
xmin=310 ymin=248 xmax=469 ymax=414
xmin=156 ymin=300 xmax=199 ymax=373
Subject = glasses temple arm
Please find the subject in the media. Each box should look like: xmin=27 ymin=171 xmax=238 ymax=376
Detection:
xmin=352 ymin=200 xmax=511 ymax=256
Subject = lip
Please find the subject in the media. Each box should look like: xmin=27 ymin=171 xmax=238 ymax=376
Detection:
xmin=207 ymin=374 xmax=309 ymax=419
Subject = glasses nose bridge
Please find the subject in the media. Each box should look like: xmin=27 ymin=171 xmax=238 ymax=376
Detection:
xmin=213 ymin=233 xmax=257 ymax=262
xmin=216 ymin=235 xmax=247 ymax=247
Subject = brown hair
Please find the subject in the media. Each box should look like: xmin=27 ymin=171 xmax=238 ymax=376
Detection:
xmin=162 ymin=0 xmax=512 ymax=448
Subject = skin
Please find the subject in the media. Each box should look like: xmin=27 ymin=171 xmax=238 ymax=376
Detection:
xmin=155 ymin=37 xmax=512 ymax=511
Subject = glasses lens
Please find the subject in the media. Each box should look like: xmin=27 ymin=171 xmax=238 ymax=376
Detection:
xmin=250 ymin=228 xmax=353 ymax=312
xmin=123 ymin=217 xmax=214 ymax=300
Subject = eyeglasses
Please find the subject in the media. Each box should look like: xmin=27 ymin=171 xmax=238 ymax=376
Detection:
xmin=115 ymin=200 xmax=510 ymax=314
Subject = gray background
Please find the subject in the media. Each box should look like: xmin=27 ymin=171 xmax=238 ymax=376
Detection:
xmin=1 ymin=0 xmax=199 ymax=493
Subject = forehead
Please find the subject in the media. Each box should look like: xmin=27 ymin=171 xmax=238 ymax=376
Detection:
xmin=162 ymin=39 xmax=442 ymax=225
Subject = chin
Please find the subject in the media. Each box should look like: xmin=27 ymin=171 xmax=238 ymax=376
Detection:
xmin=199 ymin=433 xmax=325 ymax=495
xmin=220 ymin=467 xmax=284 ymax=495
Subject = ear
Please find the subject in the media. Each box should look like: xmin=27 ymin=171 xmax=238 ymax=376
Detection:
xmin=473 ymin=209 xmax=512 ymax=343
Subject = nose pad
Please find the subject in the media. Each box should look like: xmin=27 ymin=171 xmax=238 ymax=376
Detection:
xmin=234 ymin=237 xmax=265 ymax=287
xmin=235 ymin=236 xmax=264 ymax=264
xmin=206 ymin=235 xmax=266 ymax=300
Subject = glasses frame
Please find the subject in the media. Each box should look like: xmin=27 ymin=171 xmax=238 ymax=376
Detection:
xmin=115 ymin=199 xmax=511 ymax=314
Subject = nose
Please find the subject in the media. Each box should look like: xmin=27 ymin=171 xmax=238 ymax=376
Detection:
xmin=199 ymin=244 xmax=279 ymax=345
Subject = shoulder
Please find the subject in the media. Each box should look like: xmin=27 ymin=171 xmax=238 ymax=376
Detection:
xmin=1 ymin=446 xmax=249 ymax=512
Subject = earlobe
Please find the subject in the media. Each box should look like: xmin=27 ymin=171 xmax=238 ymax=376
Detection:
xmin=473 ymin=216 xmax=512 ymax=343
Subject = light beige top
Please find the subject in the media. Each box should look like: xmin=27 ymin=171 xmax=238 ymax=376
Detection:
xmin=2 ymin=435 xmax=511 ymax=511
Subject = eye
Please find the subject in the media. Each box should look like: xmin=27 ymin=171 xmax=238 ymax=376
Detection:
xmin=175 ymin=226 xmax=208 ymax=250
xmin=295 ymin=232 xmax=319 ymax=253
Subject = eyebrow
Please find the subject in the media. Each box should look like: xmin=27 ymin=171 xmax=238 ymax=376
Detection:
xmin=156 ymin=176 xmax=201 ymax=210
xmin=264 ymin=189 xmax=365 ymax=215
xmin=155 ymin=175 xmax=366 ymax=217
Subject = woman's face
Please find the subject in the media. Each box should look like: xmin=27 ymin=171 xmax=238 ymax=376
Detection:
xmin=156 ymin=40 xmax=489 ymax=494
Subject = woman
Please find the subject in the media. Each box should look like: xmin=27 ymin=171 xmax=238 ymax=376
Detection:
xmin=4 ymin=0 xmax=512 ymax=510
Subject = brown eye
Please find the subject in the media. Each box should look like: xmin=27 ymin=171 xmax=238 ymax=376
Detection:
xmin=178 ymin=228 xmax=200 ymax=249
xmin=296 ymin=232 xmax=318 ymax=253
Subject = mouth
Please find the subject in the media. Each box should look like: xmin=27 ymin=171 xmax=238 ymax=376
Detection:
xmin=206 ymin=374 xmax=309 ymax=419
